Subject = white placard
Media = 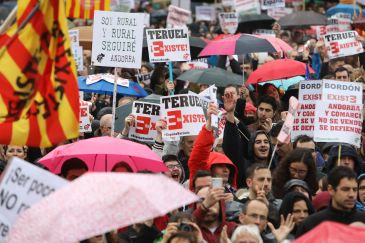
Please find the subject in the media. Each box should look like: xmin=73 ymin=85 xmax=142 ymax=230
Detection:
xmin=218 ymin=12 xmax=238 ymax=34
xmin=267 ymin=7 xmax=293 ymax=20
xmin=313 ymin=101 xmax=363 ymax=147
xmin=321 ymin=79 xmax=363 ymax=105
xmin=234 ymin=0 xmax=261 ymax=15
xmin=86 ymin=73 xmax=129 ymax=87
xmin=278 ymin=97 xmax=300 ymax=144
xmin=0 ymin=157 xmax=67 ymax=241
xmin=146 ymin=28 xmax=191 ymax=62
xmin=72 ymin=45 xmax=84 ymax=72
xmin=167 ymin=5 xmax=191 ymax=27
xmin=171 ymin=0 xmax=191 ymax=11
xmin=222 ymin=0 xmax=234 ymax=6
xmin=253 ymin=29 xmax=276 ymax=37
xmin=91 ymin=11 xmax=144 ymax=68
xmin=129 ymin=101 xmax=160 ymax=143
xmin=186 ymin=58 xmax=209 ymax=69
xmin=69 ymin=29 xmax=79 ymax=47
xmin=261 ymin=0 xmax=285 ymax=10
xmin=80 ymin=100 xmax=92 ymax=133
xmin=292 ymin=80 xmax=323 ymax=140
xmin=144 ymin=13 xmax=150 ymax=27
xmin=324 ymin=31 xmax=363 ymax=59
xmin=160 ymin=94 xmax=206 ymax=138
xmin=195 ymin=6 xmax=216 ymax=22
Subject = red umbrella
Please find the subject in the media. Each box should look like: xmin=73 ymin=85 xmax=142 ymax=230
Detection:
xmin=38 ymin=136 xmax=168 ymax=174
xmin=246 ymin=59 xmax=314 ymax=85
xmin=293 ymin=221 xmax=365 ymax=243
xmin=199 ymin=34 xmax=292 ymax=57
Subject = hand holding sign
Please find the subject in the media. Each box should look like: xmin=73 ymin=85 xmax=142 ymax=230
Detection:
xmin=121 ymin=114 xmax=135 ymax=136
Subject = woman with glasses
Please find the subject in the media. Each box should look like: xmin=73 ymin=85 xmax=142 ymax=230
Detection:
xmin=272 ymin=148 xmax=318 ymax=199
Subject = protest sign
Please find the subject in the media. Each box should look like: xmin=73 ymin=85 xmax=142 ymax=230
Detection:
xmin=195 ymin=6 xmax=216 ymax=22
xmin=171 ymin=0 xmax=191 ymax=11
xmin=222 ymin=0 xmax=234 ymax=6
xmin=136 ymin=72 xmax=152 ymax=85
xmin=167 ymin=5 xmax=191 ymax=27
xmin=69 ymin=29 xmax=79 ymax=47
xmin=324 ymin=31 xmax=363 ymax=59
xmin=129 ymin=101 xmax=160 ymax=143
xmin=144 ymin=13 xmax=150 ymax=27
xmin=160 ymin=94 xmax=206 ymax=138
xmin=292 ymin=80 xmax=323 ymax=140
xmin=278 ymin=97 xmax=300 ymax=144
xmin=186 ymin=58 xmax=209 ymax=69
xmin=86 ymin=73 xmax=129 ymax=87
xmin=234 ymin=0 xmax=261 ymax=15
xmin=313 ymin=80 xmax=363 ymax=147
xmin=314 ymin=101 xmax=363 ymax=147
xmin=321 ymin=79 xmax=362 ymax=105
xmin=267 ymin=7 xmax=293 ymax=20
xmin=261 ymin=0 xmax=285 ymax=10
xmin=146 ymin=28 xmax=191 ymax=62
xmin=72 ymin=45 xmax=84 ymax=72
xmin=79 ymin=100 xmax=92 ymax=133
xmin=253 ymin=29 xmax=276 ymax=37
xmin=91 ymin=11 xmax=144 ymax=68
xmin=0 ymin=157 xmax=67 ymax=241
xmin=218 ymin=12 xmax=238 ymax=34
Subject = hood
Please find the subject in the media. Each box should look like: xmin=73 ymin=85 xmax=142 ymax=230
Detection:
xmin=327 ymin=143 xmax=362 ymax=175
xmin=247 ymin=130 xmax=273 ymax=162
xmin=208 ymin=152 xmax=238 ymax=189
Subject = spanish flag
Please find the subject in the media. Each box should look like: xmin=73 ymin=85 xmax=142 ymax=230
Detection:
xmin=66 ymin=0 xmax=111 ymax=20
xmin=0 ymin=0 xmax=79 ymax=147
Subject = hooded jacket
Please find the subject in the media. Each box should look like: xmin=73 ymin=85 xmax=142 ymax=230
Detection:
xmin=188 ymin=126 xmax=238 ymax=191
xmin=324 ymin=144 xmax=364 ymax=176
xmin=193 ymin=200 xmax=238 ymax=243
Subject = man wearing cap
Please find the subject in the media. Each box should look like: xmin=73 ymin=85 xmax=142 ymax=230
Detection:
xmin=296 ymin=166 xmax=365 ymax=237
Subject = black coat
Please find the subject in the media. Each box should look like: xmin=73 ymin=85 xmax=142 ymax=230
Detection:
xmin=296 ymin=203 xmax=365 ymax=238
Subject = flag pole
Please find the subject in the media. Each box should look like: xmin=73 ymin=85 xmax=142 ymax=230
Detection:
xmin=168 ymin=61 xmax=174 ymax=95
xmin=111 ymin=68 xmax=118 ymax=137
xmin=0 ymin=5 xmax=17 ymax=34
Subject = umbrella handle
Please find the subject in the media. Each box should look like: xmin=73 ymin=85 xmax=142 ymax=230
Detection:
xmin=168 ymin=62 xmax=174 ymax=96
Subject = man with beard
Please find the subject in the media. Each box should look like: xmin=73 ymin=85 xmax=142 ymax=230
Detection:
xmin=162 ymin=154 xmax=185 ymax=183
xmin=357 ymin=174 xmax=365 ymax=211
xmin=296 ymin=166 xmax=365 ymax=237
xmin=194 ymin=186 xmax=237 ymax=242
xmin=238 ymin=163 xmax=281 ymax=228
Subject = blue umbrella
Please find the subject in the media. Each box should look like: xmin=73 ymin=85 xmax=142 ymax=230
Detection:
xmin=78 ymin=75 xmax=148 ymax=98
xmin=258 ymin=76 xmax=304 ymax=91
xmin=326 ymin=4 xmax=365 ymax=18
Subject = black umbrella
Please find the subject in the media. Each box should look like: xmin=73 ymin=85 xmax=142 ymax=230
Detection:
xmin=237 ymin=14 xmax=275 ymax=33
xmin=142 ymin=34 xmax=208 ymax=62
xmin=278 ymin=11 xmax=327 ymax=28
xmin=177 ymin=67 xmax=243 ymax=87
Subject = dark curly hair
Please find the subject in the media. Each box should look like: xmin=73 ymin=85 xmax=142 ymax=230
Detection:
xmin=273 ymin=148 xmax=318 ymax=198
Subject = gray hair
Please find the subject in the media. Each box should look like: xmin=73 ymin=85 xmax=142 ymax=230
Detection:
xmin=231 ymin=225 xmax=263 ymax=243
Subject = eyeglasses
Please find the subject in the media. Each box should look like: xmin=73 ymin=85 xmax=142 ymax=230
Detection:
xmin=247 ymin=213 xmax=267 ymax=222
xmin=166 ymin=164 xmax=181 ymax=170
xmin=289 ymin=167 xmax=308 ymax=176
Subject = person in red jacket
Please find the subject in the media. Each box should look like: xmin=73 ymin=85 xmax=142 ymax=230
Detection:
xmin=188 ymin=102 xmax=238 ymax=192
xmin=194 ymin=186 xmax=238 ymax=243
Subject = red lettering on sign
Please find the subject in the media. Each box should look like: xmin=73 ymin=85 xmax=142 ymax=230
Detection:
xmin=152 ymin=41 xmax=164 ymax=56
xmin=80 ymin=107 xmax=87 ymax=117
xmin=167 ymin=110 xmax=183 ymax=130
xmin=330 ymin=42 xmax=340 ymax=53
xmin=135 ymin=116 xmax=151 ymax=134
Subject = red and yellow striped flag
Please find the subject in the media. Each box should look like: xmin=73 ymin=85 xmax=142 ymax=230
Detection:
xmin=0 ymin=0 xmax=79 ymax=147
xmin=66 ymin=0 xmax=111 ymax=20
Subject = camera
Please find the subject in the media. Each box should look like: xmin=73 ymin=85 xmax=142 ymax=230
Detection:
xmin=178 ymin=223 xmax=193 ymax=232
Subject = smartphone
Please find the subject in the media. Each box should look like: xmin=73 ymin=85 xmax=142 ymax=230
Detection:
xmin=212 ymin=177 xmax=223 ymax=188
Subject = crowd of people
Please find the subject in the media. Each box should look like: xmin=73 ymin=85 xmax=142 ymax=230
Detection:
xmin=2 ymin=0 xmax=365 ymax=242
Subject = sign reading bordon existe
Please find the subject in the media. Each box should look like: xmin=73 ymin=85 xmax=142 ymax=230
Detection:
xmin=91 ymin=11 xmax=144 ymax=68
xmin=146 ymin=28 xmax=191 ymax=62
xmin=324 ymin=31 xmax=363 ymax=59
xmin=0 ymin=157 xmax=67 ymax=241
xmin=160 ymin=94 xmax=206 ymax=139
xmin=314 ymin=80 xmax=363 ymax=147
xmin=129 ymin=101 xmax=160 ymax=143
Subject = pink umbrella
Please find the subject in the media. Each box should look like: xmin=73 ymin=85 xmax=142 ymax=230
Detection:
xmin=38 ymin=136 xmax=168 ymax=174
xmin=253 ymin=35 xmax=293 ymax=52
xmin=5 ymin=173 xmax=199 ymax=243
